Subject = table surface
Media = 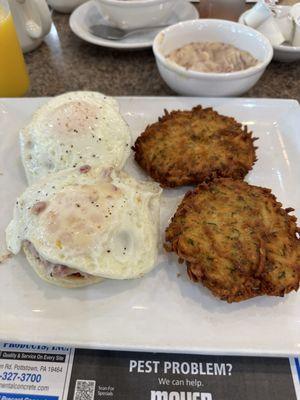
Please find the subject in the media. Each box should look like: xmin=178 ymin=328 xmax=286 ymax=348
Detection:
xmin=24 ymin=0 xmax=300 ymax=100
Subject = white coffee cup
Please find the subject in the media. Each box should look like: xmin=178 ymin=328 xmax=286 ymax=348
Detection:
xmin=47 ymin=0 xmax=88 ymax=13
xmin=8 ymin=0 xmax=52 ymax=53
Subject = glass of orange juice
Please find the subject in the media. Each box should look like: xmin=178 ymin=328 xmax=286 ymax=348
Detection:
xmin=0 ymin=0 xmax=30 ymax=97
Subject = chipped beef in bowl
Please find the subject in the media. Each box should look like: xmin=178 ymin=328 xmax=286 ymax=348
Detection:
xmin=153 ymin=19 xmax=273 ymax=97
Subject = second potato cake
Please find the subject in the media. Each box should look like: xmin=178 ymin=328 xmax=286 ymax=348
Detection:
xmin=133 ymin=106 xmax=257 ymax=188
xmin=165 ymin=179 xmax=300 ymax=303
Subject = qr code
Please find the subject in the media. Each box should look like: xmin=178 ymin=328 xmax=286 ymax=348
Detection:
xmin=73 ymin=379 xmax=96 ymax=400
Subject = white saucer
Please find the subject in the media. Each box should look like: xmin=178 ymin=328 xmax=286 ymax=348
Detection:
xmin=69 ymin=0 xmax=198 ymax=50
xmin=239 ymin=6 xmax=300 ymax=62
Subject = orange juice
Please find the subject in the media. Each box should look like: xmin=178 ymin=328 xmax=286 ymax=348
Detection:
xmin=0 ymin=5 xmax=29 ymax=97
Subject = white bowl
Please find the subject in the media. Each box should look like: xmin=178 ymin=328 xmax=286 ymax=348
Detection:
xmin=95 ymin=0 xmax=176 ymax=30
xmin=153 ymin=19 xmax=273 ymax=97
xmin=239 ymin=6 xmax=300 ymax=62
xmin=47 ymin=0 xmax=87 ymax=13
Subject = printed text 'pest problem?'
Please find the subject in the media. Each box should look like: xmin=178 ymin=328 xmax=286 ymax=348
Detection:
xmin=129 ymin=360 xmax=233 ymax=400
xmin=129 ymin=360 xmax=233 ymax=376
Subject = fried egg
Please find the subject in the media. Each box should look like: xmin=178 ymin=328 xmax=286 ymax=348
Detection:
xmin=6 ymin=165 xmax=162 ymax=288
xmin=20 ymin=92 xmax=131 ymax=184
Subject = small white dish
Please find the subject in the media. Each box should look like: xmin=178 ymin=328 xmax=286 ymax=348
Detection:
xmin=47 ymin=0 xmax=87 ymax=13
xmin=69 ymin=0 xmax=198 ymax=50
xmin=240 ymin=6 xmax=300 ymax=62
xmin=95 ymin=0 xmax=175 ymax=30
xmin=153 ymin=19 xmax=273 ymax=97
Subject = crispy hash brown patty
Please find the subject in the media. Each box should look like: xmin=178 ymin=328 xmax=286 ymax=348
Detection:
xmin=133 ymin=106 xmax=257 ymax=188
xmin=165 ymin=179 xmax=300 ymax=303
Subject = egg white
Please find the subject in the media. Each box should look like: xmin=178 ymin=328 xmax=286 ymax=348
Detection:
xmin=6 ymin=165 xmax=162 ymax=280
xmin=20 ymin=91 xmax=131 ymax=184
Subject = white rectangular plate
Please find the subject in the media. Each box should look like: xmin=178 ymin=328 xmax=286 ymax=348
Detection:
xmin=0 ymin=97 xmax=299 ymax=356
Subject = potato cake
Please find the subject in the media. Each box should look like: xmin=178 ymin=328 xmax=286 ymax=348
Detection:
xmin=165 ymin=179 xmax=300 ymax=303
xmin=133 ymin=106 xmax=257 ymax=188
